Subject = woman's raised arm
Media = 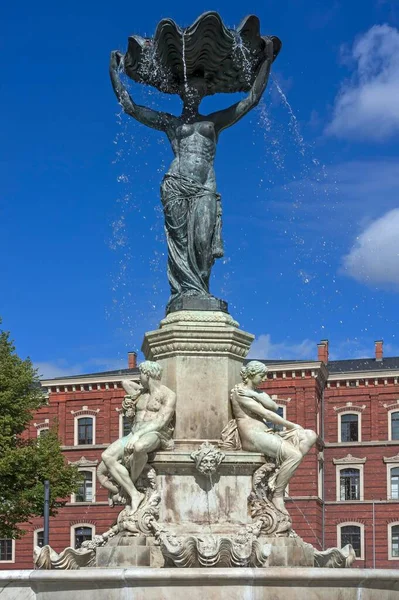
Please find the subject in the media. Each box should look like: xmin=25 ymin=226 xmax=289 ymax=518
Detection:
xmin=110 ymin=51 xmax=176 ymax=132
xmin=208 ymin=42 xmax=274 ymax=134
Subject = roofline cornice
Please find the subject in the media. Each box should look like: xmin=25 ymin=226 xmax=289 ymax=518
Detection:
xmin=328 ymin=369 xmax=399 ymax=381
xmin=41 ymin=373 xmax=140 ymax=387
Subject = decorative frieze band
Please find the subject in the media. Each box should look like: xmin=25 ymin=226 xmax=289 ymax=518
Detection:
xmin=68 ymin=456 xmax=99 ymax=467
xmin=383 ymin=453 xmax=399 ymax=464
xmin=333 ymin=402 xmax=366 ymax=414
xmin=333 ymin=453 xmax=367 ymax=465
xmin=70 ymin=406 xmax=100 ymax=417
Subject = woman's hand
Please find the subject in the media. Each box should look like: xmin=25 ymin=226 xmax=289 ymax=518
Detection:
xmin=237 ymin=387 xmax=258 ymax=400
xmin=124 ymin=433 xmax=140 ymax=455
xmin=110 ymin=50 xmax=124 ymax=71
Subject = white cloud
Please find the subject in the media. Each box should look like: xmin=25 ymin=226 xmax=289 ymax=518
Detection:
xmin=341 ymin=208 xmax=399 ymax=287
xmin=248 ymin=334 xmax=315 ymax=360
xmin=326 ymin=24 xmax=399 ymax=140
xmin=34 ymin=361 xmax=81 ymax=379
xmin=34 ymin=357 xmax=126 ymax=379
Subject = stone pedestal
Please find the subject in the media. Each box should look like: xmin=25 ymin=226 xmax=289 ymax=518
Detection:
xmin=151 ymin=448 xmax=263 ymax=528
xmin=142 ymin=311 xmax=254 ymax=439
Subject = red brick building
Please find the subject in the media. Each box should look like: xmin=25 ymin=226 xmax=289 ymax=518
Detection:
xmin=2 ymin=342 xmax=399 ymax=570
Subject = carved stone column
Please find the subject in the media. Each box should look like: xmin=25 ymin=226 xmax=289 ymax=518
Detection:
xmin=142 ymin=311 xmax=254 ymax=439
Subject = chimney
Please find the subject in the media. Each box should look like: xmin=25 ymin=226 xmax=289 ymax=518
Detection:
xmin=128 ymin=351 xmax=137 ymax=369
xmin=317 ymin=339 xmax=329 ymax=363
xmin=375 ymin=340 xmax=383 ymax=362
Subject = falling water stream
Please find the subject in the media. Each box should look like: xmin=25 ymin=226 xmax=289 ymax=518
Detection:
xmin=286 ymin=493 xmax=323 ymax=548
xmin=271 ymin=76 xmax=306 ymax=156
xmin=181 ymin=32 xmax=189 ymax=96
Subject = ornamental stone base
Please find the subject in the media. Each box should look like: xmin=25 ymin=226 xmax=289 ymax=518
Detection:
xmin=142 ymin=311 xmax=254 ymax=439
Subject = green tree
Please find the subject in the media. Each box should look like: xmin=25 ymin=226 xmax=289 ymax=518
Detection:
xmin=0 ymin=321 xmax=79 ymax=538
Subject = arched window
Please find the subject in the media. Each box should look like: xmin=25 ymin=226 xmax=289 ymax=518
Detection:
xmin=340 ymin=413 xmax=359 ymax=442
xmin=75 ymin=471 xmax=94 ymax=502
xmin=340 ymin=468 xmax=360 ymax=500
xmin=390 ymin=411 xmax=399 ymax=440
xmin=389 ymin=524 xmax=399 ymax=559
xmin=390 ymin=467 xmax=399 ymax=501
xmin=38 ymin=428 xmax=49 ymax=438
xmin=339 ymin=524 xmax=363 ymax=558
xmin=77 ymin=417 xmax=93 ymax=445
xmin=72 ymin=525 xmax=94 ymax=549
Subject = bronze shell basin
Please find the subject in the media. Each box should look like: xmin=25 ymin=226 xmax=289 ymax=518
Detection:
xmin=121 ymin=11 xmax=281 ymax=97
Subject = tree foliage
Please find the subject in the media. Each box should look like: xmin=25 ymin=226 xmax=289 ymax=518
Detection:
xmin=0 ymin=322 xmax=79 ymax=538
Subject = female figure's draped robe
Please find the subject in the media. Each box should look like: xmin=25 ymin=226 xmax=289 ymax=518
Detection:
xmin=161 ymin=173 xmax=223 ymax=311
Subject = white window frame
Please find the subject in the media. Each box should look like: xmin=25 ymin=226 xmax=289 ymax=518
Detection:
xmin=119 ymin=412 xmax=132 ymax=438
xmin=386 ymin=464 xmax=399 ymax=501
xmin=0 ymin=538 xmax=15 ymax=563
xmin=38 ymin=427 xmax=49 ymax=437
xmin=33 ymin=528 xmax=44 ymax=548
xmin=388 ymin=522 xmax=399 ymax=560
xmin=318 ymin=454 xmax=324 ymax=500
xmin=74 ymin=415 xmax=96 ymax=446
xmin=71 ymin=468 xmax=96 ymax=503
xmin=338 ymin=411 xmax=362 ymax=443
xmin=337 ymin=522 xmax=364 ymax=560
xmin=336 ymin=464 xmax=364 ymax=501
xmin=70 ymin=524 xmax=95 ymax=549
xmin=388 ymin=410 xmax=399 ymax=441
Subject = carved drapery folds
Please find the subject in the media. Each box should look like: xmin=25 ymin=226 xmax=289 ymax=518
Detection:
xmin=249 ymin=462 xmax=292 ymax=536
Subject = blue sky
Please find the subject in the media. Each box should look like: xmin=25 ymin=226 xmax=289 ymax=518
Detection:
xmin=1 ymin=0 xmax=399 ymax=377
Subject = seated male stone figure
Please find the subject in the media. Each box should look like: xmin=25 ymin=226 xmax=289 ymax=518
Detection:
xmin=100 ymin=361 xmax=176 ymax=513
xmin=231 ymin=361 xmax=317 ymax=514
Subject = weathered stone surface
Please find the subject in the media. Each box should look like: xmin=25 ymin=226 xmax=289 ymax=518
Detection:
xmin=96 ymin=545 xmax=151 ymax=567
xmin=151 ymin=449 xmax=263 ymax=527
xmin=142 ymin=311 xmax=254 ymax=439
xmin=1 ymin=568 xmax=399 ymax=600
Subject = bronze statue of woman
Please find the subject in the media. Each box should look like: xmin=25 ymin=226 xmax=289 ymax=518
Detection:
xmin=110 ymin=38 xmax=275 ymax=313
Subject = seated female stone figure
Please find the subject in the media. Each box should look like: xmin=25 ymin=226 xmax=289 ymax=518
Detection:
xmin=230 ymin=361 xmax=317 ymax=514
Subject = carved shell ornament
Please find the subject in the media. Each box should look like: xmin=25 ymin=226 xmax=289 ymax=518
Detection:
xmin=120 ymin=11 xmax=281 ymax=97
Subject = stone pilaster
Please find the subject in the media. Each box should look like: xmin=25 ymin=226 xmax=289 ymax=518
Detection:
xmin=142 ymin=311 xmax=254 ymax=439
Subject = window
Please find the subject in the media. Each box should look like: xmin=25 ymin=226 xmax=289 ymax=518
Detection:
xmin=75 ymin=471 xmax=93 ymax=502
xmin=389 ymin=524 xmax=399 ymax=559
xmin=340 ymin=468 xmax=360 ymax=500
xmin=122 ymin=415 xmax=131 ymax=437
xmin=38 ymin=428 xmax=49 ymax=437
xmin=390 ymin=467 xmax=399 ymax=500
xmin=34 ymin=530 xmax=44 ymax=548
xmin=318 ymin=456 xmax=324 ymax=500
xmin=339 ymin=525 xmax=362 ymax=558
xmin=266 ymin=406 xmax=285 ymax=432
xmin=340 ymin=413 xmax=359 ymax=442
xmin=77 ymin=417 xmax=93 ymax=445
xmin=0 ymin=539 xmax=14 ymax=562
xmin=73 ymin=526 xmax=93 ymax=549
xmin=391 ymin=411 xmax=399 ymax=440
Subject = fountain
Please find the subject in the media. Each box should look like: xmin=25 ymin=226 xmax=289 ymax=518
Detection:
xmin=3 ymin=11 xmax=398 ymax=600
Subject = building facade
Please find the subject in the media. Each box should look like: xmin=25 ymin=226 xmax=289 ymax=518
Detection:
xmin=2 ymin=343 xmax=399 ymax=570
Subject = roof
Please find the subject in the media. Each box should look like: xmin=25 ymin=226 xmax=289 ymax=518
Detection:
xmin=327 ymin=356 xmax=399 ymax=374
xmin=40 ymin=356 xmax=399 ymax=383
xmin=42 ymin=367 xmax=140 ymax=382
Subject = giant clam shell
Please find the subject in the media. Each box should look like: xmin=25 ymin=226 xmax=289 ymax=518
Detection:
xmin=122 ymin=11 xmax=281 ymax=96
